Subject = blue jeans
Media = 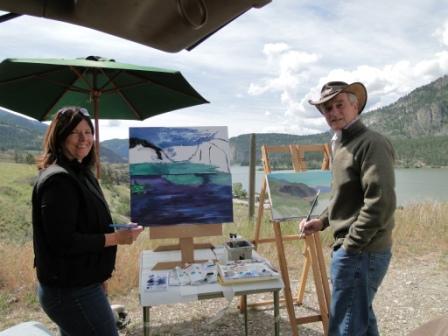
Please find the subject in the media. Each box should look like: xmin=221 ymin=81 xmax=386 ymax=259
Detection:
xmin=329 ymin=247 xmax=392 ymax=336
xmin=37 ymin=283 xmax=118 ymax=336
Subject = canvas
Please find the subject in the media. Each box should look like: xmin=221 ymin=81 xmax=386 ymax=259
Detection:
xmin=129 ymin=126 xmax=233 ymax=226
xmin=266 ymin=170 xmax=332 ymax=221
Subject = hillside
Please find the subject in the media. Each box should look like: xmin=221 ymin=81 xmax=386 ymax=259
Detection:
xmin=0 ymin=109 xmax=46 ymax=150
xmin=363 ymin=75 xmax=448 ymax=138
xmin=0 ymin=109 xmax=126 ymax=163
xmin=101 ymin=138 xmax=129 ymax=161
xmin=230 ymin=75 xmax=448 ymax=167
xmin=2 ymin=75 xmax=448 ymax=167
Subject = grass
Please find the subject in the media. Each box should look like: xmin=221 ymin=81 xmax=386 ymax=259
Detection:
xmin=0 ymin=163 xmax=448 ymax=331
xmin=393 ymin=201 xmax=448 ymax=259
xmin=0 ymin=163 xmax=36 ymax=243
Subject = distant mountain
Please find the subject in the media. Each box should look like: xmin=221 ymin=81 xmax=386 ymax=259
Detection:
xmin=362 ymin=75 xmax=448 ymax=138
xmin=2 ymin=75 xmax=448 ymax=167
xmin=101 ymin=138 xmax=129 ymax=161
xmin=0 ymin=108 xmax=126 ymax=163
xmin=0 ymin=108 xmax=46 ymax=150
xmin=100 ymin=146 xmax=127 ymax=164
xmin=230 ymin=75 xmax=448 ymax=167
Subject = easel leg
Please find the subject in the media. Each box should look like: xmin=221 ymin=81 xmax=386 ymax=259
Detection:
xmin=273 ymin=221 xmax=299 ymax=336
xmin=295 ymin=243 xmax=310 ymax=305
xmin=305 ymin=234 xmax=329 ymax=334
xmin=314 ymin=234 xmax=331 ymax=310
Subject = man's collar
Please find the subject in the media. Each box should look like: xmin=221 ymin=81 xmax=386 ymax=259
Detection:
xmin=344 ymin=116 xmax=360 ymax=129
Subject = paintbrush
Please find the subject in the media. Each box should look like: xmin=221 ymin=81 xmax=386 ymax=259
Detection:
xmin=299 ymin=190 xmax=320 ymax=238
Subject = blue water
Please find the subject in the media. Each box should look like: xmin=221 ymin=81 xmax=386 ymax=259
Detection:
xmin=231 ymin=166 xmax=448 ymax=206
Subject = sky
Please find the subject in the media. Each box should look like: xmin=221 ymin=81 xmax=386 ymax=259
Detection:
xmin=1 ymin=0 xmax=448 ymax=141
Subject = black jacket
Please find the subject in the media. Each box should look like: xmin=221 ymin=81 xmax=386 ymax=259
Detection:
xmin=32 ymin=157 xmax=117 ymax=287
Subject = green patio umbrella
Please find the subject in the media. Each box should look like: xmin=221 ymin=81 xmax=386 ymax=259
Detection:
xmin=0 ymin=56 xmax=208 ymax=176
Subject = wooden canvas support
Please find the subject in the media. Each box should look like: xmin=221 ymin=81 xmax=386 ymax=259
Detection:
xmin=150 ymin=223 xmax=222 ymax=269
xmin=247 ymin=143 xmax=331 ymax=335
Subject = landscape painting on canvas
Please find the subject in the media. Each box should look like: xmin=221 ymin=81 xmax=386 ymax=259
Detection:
xmin=129 ymin=127 xmax=233 ymax=226
xmin=266 ymin=170 xmax=332 ymax=221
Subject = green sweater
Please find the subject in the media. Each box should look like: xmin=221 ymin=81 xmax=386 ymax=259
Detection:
xmin=319 ymin=119 xmax=396 ymax=253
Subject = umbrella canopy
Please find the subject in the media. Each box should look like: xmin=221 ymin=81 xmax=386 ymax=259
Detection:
xmin=0 ymin=56 xmax=208 ymax=176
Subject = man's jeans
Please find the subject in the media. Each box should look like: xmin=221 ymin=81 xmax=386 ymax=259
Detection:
xmin=329 ymin=247 xmax=392 ymax=336
xmin=38 ymin=283 xmax=119 ymax=336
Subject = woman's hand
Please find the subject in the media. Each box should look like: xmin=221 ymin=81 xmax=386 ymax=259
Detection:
xmin=105 ymin=225 xmax=144 ymax=246
xmin=115 ymin=226 xmax=144 ymax=245
xmin=298 ymin=218 xmax=323 ymax=238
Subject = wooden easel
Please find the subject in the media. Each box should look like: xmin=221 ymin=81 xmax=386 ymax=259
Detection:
xmin=248 ymin=144 xmax=332 ymax=336
xmin=150 ymin=223 xmax=222 ymax=270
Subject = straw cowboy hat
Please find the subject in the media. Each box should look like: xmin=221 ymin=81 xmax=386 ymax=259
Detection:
xmin=309 ymin=81 xmax=367 ymax=114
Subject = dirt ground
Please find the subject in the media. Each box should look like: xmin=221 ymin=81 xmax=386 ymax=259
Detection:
xmin=120 ymin=252 xmax=448 ymax=335
xmin=2 ymin=252 xmax=447 ymax=336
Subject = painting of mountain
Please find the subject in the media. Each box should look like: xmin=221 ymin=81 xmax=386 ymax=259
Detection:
xmin=266 ymin=170 xmax=332 ymax=220
xmin=129 ymin=126 xmax=233 ymax=226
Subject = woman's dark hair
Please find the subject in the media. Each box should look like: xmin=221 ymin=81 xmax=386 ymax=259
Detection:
xmin=36 ymin=106 xmax=96 ymax=170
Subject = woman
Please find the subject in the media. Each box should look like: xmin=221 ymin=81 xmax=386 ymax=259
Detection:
xmin=32 ymin=106 xmax=143 ymax=336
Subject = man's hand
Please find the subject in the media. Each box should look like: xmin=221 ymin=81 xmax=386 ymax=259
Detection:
xmin=298 ymin=218 xmax=324 ymax=238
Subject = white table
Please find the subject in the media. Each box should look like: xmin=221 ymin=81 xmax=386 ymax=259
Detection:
xmin=139 ymin=247 xmax=283 ymax=335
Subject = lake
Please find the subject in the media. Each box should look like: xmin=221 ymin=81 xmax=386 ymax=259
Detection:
xmin=230 ymin=166 xmax=448 ymax=206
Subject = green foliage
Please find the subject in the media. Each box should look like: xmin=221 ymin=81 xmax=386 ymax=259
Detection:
xmin=13 ymin=151 xmax=37 ymax=164
xmin=0 ymin=163 xmax=36 ymax=243
xmin=100 ymin=163 xmax=129 ymax=187
xmin=391 ymin=136 xmax=448 ymax=167
xmin=232 ymin=182 xmax=247 ymax=199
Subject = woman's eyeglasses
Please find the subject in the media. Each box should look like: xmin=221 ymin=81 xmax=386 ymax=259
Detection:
xmin=57 ymin=106 xmax=90 ymax=117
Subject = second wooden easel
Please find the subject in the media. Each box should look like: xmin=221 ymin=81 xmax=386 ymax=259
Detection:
xmin=247 ymin=143 xmax=332 ymax=336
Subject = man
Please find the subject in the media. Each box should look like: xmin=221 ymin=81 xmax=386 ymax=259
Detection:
xmin=300 ymin=81 xmax=396 ymax=336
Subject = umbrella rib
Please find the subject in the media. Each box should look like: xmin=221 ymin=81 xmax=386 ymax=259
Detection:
xmin=70 ymin=66 xmax=94 ymax=91
xmin=97 ymin=68 xmax=122 ymax=91
xmin=100 ymin=70 xmax=144 ymax=120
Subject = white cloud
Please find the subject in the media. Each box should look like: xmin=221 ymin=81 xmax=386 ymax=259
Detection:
xmin=248 ymin=44 xmax=319 ymax=124
xmin=245 ymin=7 xmax=448 ymax=135
xmin=434 ymin=21 xmax=448 ymax=47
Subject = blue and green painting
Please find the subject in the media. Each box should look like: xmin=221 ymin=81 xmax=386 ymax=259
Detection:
xmin=129 ymin=126 xmax=233 ymax=226
xmin=266 ymin=170 xmax=332 ymax=220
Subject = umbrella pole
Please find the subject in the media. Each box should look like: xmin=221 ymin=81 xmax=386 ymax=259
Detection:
xmin=93 ymin=92 xmax=101 ymax=179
